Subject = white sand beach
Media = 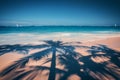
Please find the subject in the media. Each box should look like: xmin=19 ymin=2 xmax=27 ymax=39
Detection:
xmin=0 ymin=35 xmax=120 ymax=80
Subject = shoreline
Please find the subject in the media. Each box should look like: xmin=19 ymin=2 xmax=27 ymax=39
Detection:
xmin=0 ymin=32 xmax=120 ymax=45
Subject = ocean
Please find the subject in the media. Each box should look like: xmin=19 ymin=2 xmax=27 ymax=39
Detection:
xmin=0 ymin=26 xmax=120 ymax=34
xmin=0 ymin=26 xmax=120 ymax=44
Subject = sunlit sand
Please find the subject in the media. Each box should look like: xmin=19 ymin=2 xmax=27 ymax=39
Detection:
xmin=0 ymin=36 xmax=120 ymax=80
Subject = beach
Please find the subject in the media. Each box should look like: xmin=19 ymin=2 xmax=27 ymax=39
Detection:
xmin=1 ymin=0 xmax=120 ymax=79
xmin=0 ymin=30 xmax=120 ymax=80
xmin=0 ymin=26 xmax=120 ymax=80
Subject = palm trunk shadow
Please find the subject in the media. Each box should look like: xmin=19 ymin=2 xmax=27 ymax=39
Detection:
xmin=48 ymin=48 xmax=56 ymax=80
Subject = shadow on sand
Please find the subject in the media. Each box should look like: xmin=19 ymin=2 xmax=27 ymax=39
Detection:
xmin=0 ymin=40 xmax=120 ymax=80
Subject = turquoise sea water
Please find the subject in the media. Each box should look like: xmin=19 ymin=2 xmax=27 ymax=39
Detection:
xmin=0 ymin=26 xmax=120 ymax=34
xmin=0 ymin=26 xmax=120 ymax=44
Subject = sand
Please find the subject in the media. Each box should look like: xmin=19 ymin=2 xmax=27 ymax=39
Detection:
xmin=0 ymin=37 xmax=120 ymax=80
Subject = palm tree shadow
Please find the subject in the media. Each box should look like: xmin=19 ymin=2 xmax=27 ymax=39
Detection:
xmin=87 ymin=44 xmax=120 ymax=67
xmin=85 ymin=44 xmax=120 ymax=79
xmin=0 ymin=40 xmax=82 ymax=80
xmin=57 ymin=44 xmax=120 ymax=80
xmin=0 ymin=41 xmax=120 ymax=80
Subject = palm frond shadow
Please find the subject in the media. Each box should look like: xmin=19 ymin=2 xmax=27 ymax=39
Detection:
xmin=87 ymin=44 xmax=120 ymax=67
xmin=0 ymin=40 xmax=120 ymax=80
xmin=58 ymin=44 xmax=120 ymax=80
xmin=11 ymin=66 xmax=66 ymax=80
xmin=0 ymin=40 xmax=82 ymax=80
xmin=0 ymin=44 xmax=50 ymax=56
xmin=0 ymin=48 xmax=51 ymax=76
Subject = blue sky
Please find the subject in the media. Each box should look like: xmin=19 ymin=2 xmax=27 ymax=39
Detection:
xmin=0 ymin=0 xmax=120 ymax=26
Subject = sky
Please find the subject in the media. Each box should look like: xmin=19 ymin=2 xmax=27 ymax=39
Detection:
xmin=0 ymin=0 xmax=120 ymax=26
